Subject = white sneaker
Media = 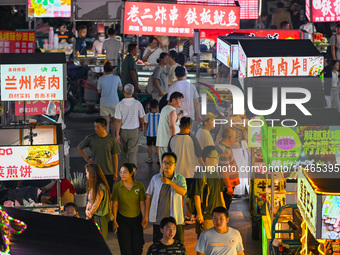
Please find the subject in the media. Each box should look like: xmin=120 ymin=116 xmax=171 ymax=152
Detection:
xmin=145 ymin=157 xmax=153 ymax=163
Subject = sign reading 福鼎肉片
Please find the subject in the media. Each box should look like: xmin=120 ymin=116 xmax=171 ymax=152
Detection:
xmin=0 ymin=64 xmax=64 ymax=101
xmin=123 ymin=2 xmax=240 ymax=37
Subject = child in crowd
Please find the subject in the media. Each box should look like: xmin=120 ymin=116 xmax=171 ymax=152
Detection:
xmin=64 ymin=202 xmax=79 ymax=217
xmin=144 ymin=99 xmax=160 ymax=163
xmin=147 ymin=217 xmax=186 ymax=255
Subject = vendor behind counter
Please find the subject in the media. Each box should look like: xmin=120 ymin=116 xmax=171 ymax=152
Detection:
xmin=55 ymin=23 xmax=73 ymax=44
xmin=75 ymin=25 xmax=88 ymax=57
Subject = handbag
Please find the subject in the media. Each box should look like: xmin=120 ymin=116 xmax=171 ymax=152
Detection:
xmin=106 ymin=200 xmax=114 ymax=221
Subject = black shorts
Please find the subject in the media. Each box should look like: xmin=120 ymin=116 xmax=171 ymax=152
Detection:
xmin=147 ymin=136 xmax=157 ymax=146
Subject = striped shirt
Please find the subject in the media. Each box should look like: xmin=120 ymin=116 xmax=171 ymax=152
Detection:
xmin=147 ymin=240 xmax=186 ymax=255
xmin=145 ymin=112 xmax=160 ymax=137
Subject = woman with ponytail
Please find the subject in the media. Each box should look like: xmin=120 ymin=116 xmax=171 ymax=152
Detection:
xmin=112 ymin=163 xmax=147 ymax=255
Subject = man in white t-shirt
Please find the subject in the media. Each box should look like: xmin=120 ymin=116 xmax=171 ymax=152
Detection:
xmin=196 ymin=112 xmax=217 ymax=150
xmin=156 ymin=92 xmax=183 ymax=164
xmin=167 ymin=66 xmax=201 ymax=123
xmin=195 ymin=206 xmax=244 ymax=255
xmin=115 ymin=84 xmax=145 ymax=165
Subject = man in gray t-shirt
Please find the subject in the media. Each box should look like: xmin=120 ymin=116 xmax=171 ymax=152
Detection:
xmin=102 ymin=28 xmax=122 ymax=64
xmin=330 ymin=24 xmax=340 ymax=60
xmin=195 ymin=207 xmax=244 ymax=255
xmin=77 ymin=117 xmax=120 ymax=190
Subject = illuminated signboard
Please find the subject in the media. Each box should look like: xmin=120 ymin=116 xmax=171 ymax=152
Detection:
xmin=216 ymin=37 xmax=231 ymax=67
xmin=199 ymin=29 xmax=302 ymax=42
xmin=306 ymin=0 xmax=311 ymax=21
xmin=124 ymin=2 xmax=240 ymax=37
xmin=298 ymin=172 xmax=318 ymax=238
xmin=307 ymin=0 xmax=340 ymax=22
xmin=28 ymin=0 xmax=71 ymax=18
xmin=0 ymin=145 xmax=61 ymax=180
xmin=15 ymin=101 xmax=62 ymax=116
xmin=0 ymin=31 xmax=35 ymax=54
xmin=232 ymin=45 xmax=239 ymax=69
xmin=238 ymin=42 xmax=246 ymax=87
xmin=177 ymin=0 xmax=258 ymax=19
xmin=1 ymin=64 xmax=64 ymax=101
xmin=246 ymin=56 xmax=324 ymax=78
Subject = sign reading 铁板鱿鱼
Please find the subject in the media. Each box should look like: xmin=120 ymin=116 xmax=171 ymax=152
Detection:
xmin=123 ymin=2 xmax=240 ymax=37
xmin=0 ymin=64 xmax=64 ymax=101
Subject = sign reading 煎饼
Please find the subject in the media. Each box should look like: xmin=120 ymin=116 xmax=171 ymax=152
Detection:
xmin=124 ymin=2 xmax=240 ymax=37
xmin=0 ymin=64 xmax=64 ymax=101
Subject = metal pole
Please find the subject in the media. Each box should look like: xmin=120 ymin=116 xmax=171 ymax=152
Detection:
xmin=57 ymin=179 xmax=61 ymax=214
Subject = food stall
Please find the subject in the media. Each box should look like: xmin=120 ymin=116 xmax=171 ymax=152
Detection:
xmin=0 ymin=52 xmax=67 ymax=211
xmin=123 ymin=1 xmax=240 ymax=89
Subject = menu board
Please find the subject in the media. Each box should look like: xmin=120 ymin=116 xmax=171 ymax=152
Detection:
xmin=0 ymin=31 xmax=35 ymax=54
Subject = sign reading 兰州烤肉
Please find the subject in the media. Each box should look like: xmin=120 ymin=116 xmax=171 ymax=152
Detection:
xmin=123 ymin=2 xmax=240 ymax=37
xmin=0 ymin=145 xmax=60 ymax=180
xmin=0 ymin=64 xmax=64 ymax=101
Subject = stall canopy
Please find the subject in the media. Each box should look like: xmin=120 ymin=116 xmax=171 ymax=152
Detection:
xmin=239 ymin=39 xmax=320 ymax=58
xmin=75 ymin=0 xmax=121 ymax=21
xmin=3 ymin=207 xmax=112 ymax=255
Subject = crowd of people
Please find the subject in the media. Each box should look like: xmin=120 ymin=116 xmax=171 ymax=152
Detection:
xmin=72 ymin=34 xmax=248 ymax=252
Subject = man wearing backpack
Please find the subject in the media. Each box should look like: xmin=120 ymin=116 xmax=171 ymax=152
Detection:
xmin=330 ymin=23 xmax=340 ymax=61
xmin=193 ymin=146 xmax=226 ymax=238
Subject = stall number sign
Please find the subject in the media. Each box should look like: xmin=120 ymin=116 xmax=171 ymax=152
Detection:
xmin=217 ymin=37 xmax=231 ymax=67
xmin=297 ymin=175 xmax=318 ymax=238
xmin=0 ymin=64 xmax=64 ymax=101
xmin=246 ymin=56 xmax=324 ymax=78
xmin=0 ymin=31 xmax=35 ymax=54
xmin=307 ymin=0 xmax=340 ymax=22
xmin=124 ymin=2 xmax=240 ymax=37
xmin=0 ymin=146 xmax=60 ymax=180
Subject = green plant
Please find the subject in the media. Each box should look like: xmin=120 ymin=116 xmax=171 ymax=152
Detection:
xmin=70 ymin=172 xmax=87 ymax=194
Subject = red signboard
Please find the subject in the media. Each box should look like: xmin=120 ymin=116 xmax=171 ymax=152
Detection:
xmin=306 ymin=0 xmax=311 ymax=21
xmin=0 ymin=31 xmax=35 ymax=54
xmin=308 ymin=0 xmax=340 ymax=22
xmin=123 ymin=2 xmax=240 ymax=37
xmin=15 ymin=101 xmax=62 ymax=116
xmin=199 ymin=29 xmax=302 ymax=42
xmin=177 ymin=0 xmax=258 ymax=19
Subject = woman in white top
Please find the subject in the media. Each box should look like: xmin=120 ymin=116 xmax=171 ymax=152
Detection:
xmin=168 ymin=50 xmax=181 ymax=86
xmin=142 ymin=37 xmax=163 ymax=64
xmin=331 ymin=60 xmax=340 ymax=112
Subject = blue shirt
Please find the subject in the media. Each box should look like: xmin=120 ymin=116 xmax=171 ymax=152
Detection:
xmin=97 ymin=74 xmax=122 ymax=105
xmin=75 ymin=37 xmax=87 ymax=56
xmin=145 ymin=112 xmax=160 ymax=137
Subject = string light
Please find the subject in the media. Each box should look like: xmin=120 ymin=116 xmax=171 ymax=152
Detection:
xmin=0 ymin=206 xmax=27 ymax=255
xmin=94 ymin=221 xmax=101 ymax=234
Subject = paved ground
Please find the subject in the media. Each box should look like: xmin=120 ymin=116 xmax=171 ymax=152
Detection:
xmin=65 ymin=110 xmax=261 ymax=255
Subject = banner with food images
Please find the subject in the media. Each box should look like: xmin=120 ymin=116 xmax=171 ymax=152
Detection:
xmin=0 ymin=145 xmax=60 ymax=180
